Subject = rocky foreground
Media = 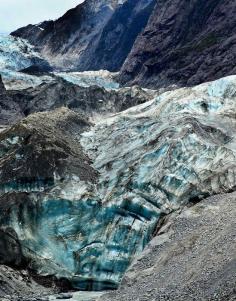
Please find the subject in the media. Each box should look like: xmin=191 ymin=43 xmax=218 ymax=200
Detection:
xmin=0 ymin=73 xmax=155 ymax=126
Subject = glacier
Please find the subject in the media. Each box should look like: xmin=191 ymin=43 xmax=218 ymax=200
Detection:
xmin=0 ymin=34 xmax=52 ymax=90
xmin=1 ymin=75 xmax=236 ymax=290
xmin=0 ymin=34 xmax=42 ymax=71
xmin=0 ymin=35 xmax=121 ymax=91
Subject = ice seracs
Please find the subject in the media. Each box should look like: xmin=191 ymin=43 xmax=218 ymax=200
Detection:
xmin=0 ymin=34 xmax=52 ymax=90
xmin=1 ymin=75 xmax=236 ymax=290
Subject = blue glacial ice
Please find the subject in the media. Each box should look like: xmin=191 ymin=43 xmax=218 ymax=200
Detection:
xmin=1 ymin=75 xmax=236 ymax=290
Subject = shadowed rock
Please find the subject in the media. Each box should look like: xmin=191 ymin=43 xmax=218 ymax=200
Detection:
xmin=120 ymin=0 xmax=236 ymax=88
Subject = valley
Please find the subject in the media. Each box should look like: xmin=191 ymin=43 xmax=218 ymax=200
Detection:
xmin=0 ymin=1 xmax=235 ymax=300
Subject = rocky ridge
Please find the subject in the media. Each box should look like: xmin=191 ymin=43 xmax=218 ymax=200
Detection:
xmin=11 ymin=0 xmax=154 ymax=72
xmin=0 ymin=74 xmax=155 ymax=126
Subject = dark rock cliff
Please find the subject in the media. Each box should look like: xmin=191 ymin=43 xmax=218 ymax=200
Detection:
xmin=12 ymin=0 xmax=126 ymax=70
xmin=119 ymin=0 xmax=236 ymax=88
xmin=11 ymin=21 xmax=52 ymax=47
xmin=11 ymin=0 xmax=155 ymax=72
xmin=78 ymin=0 xmax=156 ymax=71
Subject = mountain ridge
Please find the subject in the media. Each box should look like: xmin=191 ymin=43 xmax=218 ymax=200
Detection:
xmin=12 ymin=0 xmax=236 ymax=89
xmin=11 ymin=0 xmax=154 ymax=72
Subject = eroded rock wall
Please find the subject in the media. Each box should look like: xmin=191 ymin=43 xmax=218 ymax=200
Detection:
xmin=120 ymin=0 xmax=236 ymax=88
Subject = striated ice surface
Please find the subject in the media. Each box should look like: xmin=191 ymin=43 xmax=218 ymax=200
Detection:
xmin=56 ymin=70 xmax=120 ymax=90
xmin=0 ymin=34 xmax=52 ymax=90
xmin=0 ymin=34 xmax=42 ymax=71
xmin=1 ymin=75 xmax=236 ymax=290
xmin=0 ymin=35 xmax=120 ymax=91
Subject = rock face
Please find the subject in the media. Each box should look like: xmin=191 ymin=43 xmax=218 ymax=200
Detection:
xmin=101 ymin=192 xmax=236 ymax=301
xmin=10 ymin=21 xmax=52 ymax=46
xmin=78 ymin=0 xmax=156 ymax=72
xmin=0 ymin=75 xmax=24 ymax=125
xmin=12 ymin=0 xmax=125 ymax=70
xmin=119 ymin=0 xmax=236 ymax=88
xmin=0 ymin=265 xmax=55 ymax=300
xmin=11 ymin=0 xmax=154 ymax=72
xmin=0 ymin=108 xmax=96 ymax=190
xmin=1 ymin=75 xmax=236 ymax=290
xmin=0 ymin=75 xmax=6 ymax=92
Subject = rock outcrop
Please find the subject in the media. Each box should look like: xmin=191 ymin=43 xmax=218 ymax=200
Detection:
xmin=0 ymin=75 xmax=155 ymax=125
xmin=1 ymin=75 xmax=236 ymax=291
xmin=0 ymin=75 xmax=24 ymax=125
xmin=119 ymin=0 xmax=236 ymax=88
xmin=101 ymin=192 xmax=236 ymax=301
xmin=0 ymin=265 xmax=55 ymax=300
xmin=12 ymin=0 xmax=126 ymax=70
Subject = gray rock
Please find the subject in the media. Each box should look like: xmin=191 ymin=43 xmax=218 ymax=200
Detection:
xmin=0 ymin=265 xmax=55 ymax=300
xmin=0 ymin=75 xmax=155 ymax=126
xmin=120 ymin=0 xmax=236 ymax=89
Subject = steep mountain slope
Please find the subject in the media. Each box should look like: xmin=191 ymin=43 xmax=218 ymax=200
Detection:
xmin=12 ymin=0 xmax=126 ymax=70
xmin=11 ymin=0 xmax=155 ymax=72
xmin=78 ymin=0 xmax=156 ymax=71
xmin=1 ymin=75 xmax=236 ymax=291
xmin=120 ymin=0 xmax=236 ymax=88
